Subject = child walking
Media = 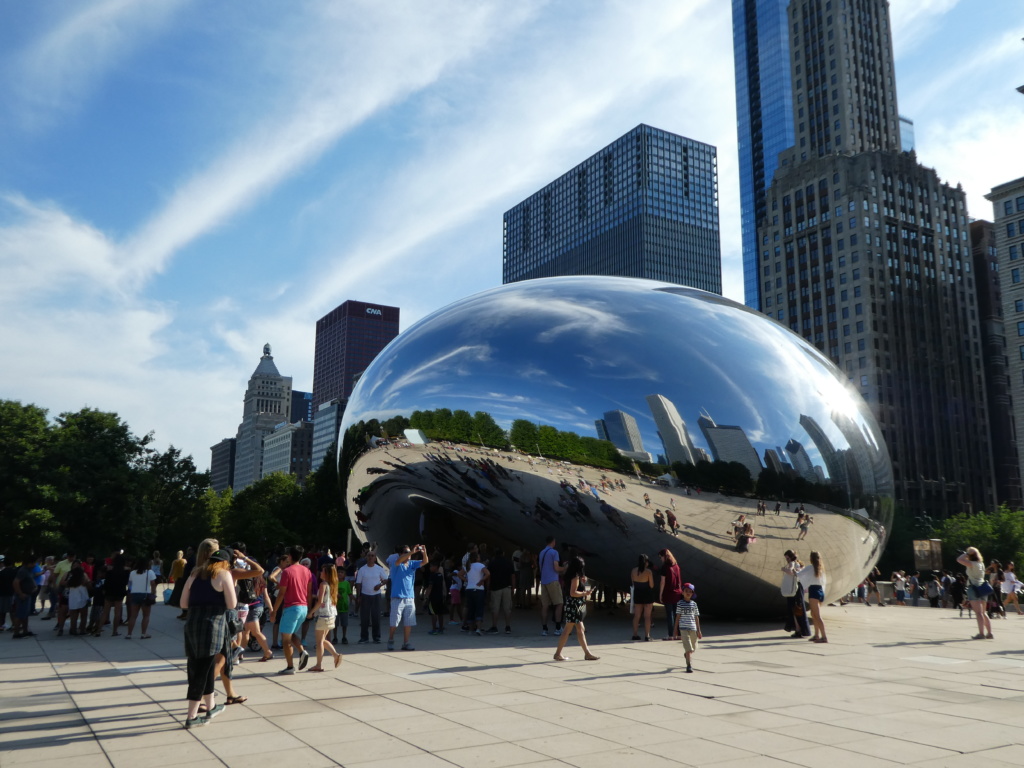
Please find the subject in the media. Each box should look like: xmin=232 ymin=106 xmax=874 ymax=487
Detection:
xmin=676 ymin=582 xmax=702 ymax=673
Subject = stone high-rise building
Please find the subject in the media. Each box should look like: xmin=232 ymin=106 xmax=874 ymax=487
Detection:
xmin=985 ymin=179 xmax=1024 ymax=508
xmin=749 ymin=0 xmax=994 ymax=516
xmin=232 ymin=344 xmax=292 ymax=491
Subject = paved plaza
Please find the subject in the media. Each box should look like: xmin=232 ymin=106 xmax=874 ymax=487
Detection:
xmin=3 ymin=599 xmax=1024 ymax=767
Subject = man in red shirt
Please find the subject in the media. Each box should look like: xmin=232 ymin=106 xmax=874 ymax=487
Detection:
xmin=272 ymin=546 xmax=313 ymax=674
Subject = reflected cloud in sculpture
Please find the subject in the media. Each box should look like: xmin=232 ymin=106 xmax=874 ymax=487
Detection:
xmin=340 ymin=277 xmax=894 ymax=616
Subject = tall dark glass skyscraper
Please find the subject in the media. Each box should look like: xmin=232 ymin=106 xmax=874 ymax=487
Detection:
xmin=733 ymin=0 xmax=794 ymax=309
xmin=503 ymin=124 xmax=721 ymax=294
xmin=744 ymin=0 xmax=995 ymax=517
xmin=312 ymin=300 xmax=400 ymax=408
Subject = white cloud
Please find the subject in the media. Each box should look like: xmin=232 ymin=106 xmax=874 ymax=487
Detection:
xmin=7 ymin=0 xmax=190 ymax=128
xmin=120 ymin=1 xmax=533 ymax=288
xmin=890 ymin=0 xmax=962 ymax=56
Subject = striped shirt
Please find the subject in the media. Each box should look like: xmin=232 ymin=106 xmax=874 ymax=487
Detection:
xmin=676 ymin=599 xmax=699 ymax=632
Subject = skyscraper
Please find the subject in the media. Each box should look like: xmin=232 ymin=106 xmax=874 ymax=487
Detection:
xmin=291 ymin=390 xmax=313 ymax=424
xmin=311 ymin=300 xmax=399 ymax=471
xmin=503 ymin=124 xmax=721 ymax=293
xmin=233 ymin=344 xmax=293 ymax=491
xmin=746 ymin=0 xmax=995 ymax=517
xmin=986 ymin=179 xmax=1024 ymax=507
xmin=209 ymin=438 xmax=236 ymax=493
xmin=784 ymin=438 xmax=816 ymax=483
xmin=645 ymin=394 xmax=697 ymax=466
xmin=732 ymin=0 xmax=794 ymax=308
xmin=697 ymin=412 xmax=763 ymax=480
xmin=598 ymin=410 xmax=644 ymax=454
xmin=262 ymin=421 xmax=315 ymax=486
xmin=312 ymin=301 xmax=400 ymax=408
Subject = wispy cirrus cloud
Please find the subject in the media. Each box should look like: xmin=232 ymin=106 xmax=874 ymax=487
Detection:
xmin=5 ymin=0 xmax=190 ymax=129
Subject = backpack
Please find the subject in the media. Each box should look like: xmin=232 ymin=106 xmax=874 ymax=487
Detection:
xmin=236 ymin=577 xmax=257 ymax=605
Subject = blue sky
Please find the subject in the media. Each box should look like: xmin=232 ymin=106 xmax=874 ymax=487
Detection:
xmin=1 ymin=0 xmax=1022 ymax=470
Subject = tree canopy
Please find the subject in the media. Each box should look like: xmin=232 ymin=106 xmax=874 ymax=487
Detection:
xmin=0 ymin=400 xmax=348 ymax=561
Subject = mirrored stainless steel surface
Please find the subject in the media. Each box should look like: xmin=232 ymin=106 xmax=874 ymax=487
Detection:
xmin=340 ymin=277 xmax=893 ymax=616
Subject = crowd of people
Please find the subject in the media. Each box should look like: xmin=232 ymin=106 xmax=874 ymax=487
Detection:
xmin=849 ymin=550 xmax=1021 ymax=640
xmin=0 ymin=550 xmax=166 ymax=640
xmin=0 ymin=526 xmax=1013 ymax=729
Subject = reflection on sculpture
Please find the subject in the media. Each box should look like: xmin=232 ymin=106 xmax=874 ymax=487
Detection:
xmin=339 ymin=277 xmax=894 ymax=616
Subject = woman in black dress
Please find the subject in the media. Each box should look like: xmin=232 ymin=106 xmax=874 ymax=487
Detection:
xmin=553 ymin=556 xmax=598 ymax=662
xmin=630 ymin=554 xmax=656 ymax=641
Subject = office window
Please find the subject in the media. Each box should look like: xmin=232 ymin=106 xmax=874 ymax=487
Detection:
xmin=1013 ymin=268 xmax=1021 ymax=284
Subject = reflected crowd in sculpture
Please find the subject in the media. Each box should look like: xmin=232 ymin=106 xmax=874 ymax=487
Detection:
xmin=339 ymin=277 xmax=894 ymax=616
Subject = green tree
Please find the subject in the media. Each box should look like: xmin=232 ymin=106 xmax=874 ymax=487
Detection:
xmin=472 ymin=411 xmax=507 ymax=448
xmin=936 ymin=504 xmax=1024 ymax=569
xmin=221 ymin=473 xmax=303 ymax=552
xmin=138 ymin=446 xmax=214 ymax=556
xmin=449 ymin=410 xmax=474 ymax=443
xmin=0 ymin=401 xmax=60 ymax=553
xmin=49 ymin=408 xmax=151 ymax=557
xmin=509 ymin=420 xmax=539 ymax=453
xmin=300 ymin=442 xmax=349 ymax=547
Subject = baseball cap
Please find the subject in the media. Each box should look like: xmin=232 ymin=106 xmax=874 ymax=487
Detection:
xmin=681 ymin=582 xmax=696 ymax=592
xmin=209 ymin=549 xmax=232 ymax=563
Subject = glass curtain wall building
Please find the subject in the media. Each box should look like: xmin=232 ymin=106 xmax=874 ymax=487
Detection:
xmin=732 ymin=0 xmax=794 ymax=309
xmin=503 ymin=124 xmax=721 ymax=294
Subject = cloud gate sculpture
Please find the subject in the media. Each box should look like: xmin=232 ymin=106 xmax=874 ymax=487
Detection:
xmin=339 ymin=277 xmax=893 ymax=616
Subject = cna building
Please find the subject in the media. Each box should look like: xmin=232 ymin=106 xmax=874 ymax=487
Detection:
xmin=310 ymin=300 xmax=400 ymax=470
xmin=502 ymin=124 xmax=722 ymax=294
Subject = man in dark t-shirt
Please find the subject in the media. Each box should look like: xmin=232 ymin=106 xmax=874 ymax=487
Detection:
xmin=485 ymin=549 xmax=516 ymax=635
xmin=0 ymin=558 xmax=18 ymax=631
xmin=12 ymin=554 xmax=40 ymax=638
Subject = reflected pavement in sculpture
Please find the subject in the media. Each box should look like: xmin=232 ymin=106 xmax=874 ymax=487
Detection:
xmin=339 ymin=277 xmax=893 ymax=616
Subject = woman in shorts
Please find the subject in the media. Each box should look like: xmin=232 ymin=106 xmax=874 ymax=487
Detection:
xmin=308 ymin=563 xmax=342 ymax=671
xmin=630 ymin=554 xmax=656 ymax=641
xmin=798 ymin=551 xmax=828 ymax=643
xmin=125 ymin=556 xmax=157 ymax=639
xmin=957 ymin=547 xmax=993 ymax=639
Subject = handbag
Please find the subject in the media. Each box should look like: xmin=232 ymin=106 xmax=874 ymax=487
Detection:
xmin=974 ymin=581 xmax=994 ymax=598
xmin=629 ymin=585 xmax=635 ymax=615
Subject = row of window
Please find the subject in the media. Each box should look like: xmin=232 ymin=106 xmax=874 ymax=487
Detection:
xmin=1002 ymin=196 xmax=1024 ymax=216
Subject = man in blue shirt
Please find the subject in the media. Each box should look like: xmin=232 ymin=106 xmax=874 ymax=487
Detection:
xmin=388 ymin=545 xmax=428 ymax=651
xmin=538 ymin=535 xmax=566 ymax=636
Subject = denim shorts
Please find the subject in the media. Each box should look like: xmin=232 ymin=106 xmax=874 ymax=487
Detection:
xmin=807 ymin=585 xmax=825 ymax=602
xmin=245 ymin=603 xmax=264 ymax=625
xmin=278 ymin=605 xmax=307 ymax=635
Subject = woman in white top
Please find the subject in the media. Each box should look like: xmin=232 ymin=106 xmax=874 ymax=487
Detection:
xmin=797 ymin=551 xmax=828 ymax=643
xmin=956 ymin=547 xmax=992 ymax=639
xmin=126 ymin=556 xmax=157 ymax=639
xmin=1001 ymin=562 xmax=1023 ymax=615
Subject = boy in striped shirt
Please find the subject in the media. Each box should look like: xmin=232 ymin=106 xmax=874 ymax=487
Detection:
xmin=676 ymin=582 xmax=702 ymax=673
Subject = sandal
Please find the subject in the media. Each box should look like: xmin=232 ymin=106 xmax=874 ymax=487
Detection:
xmin=226 ymin=696 xmax=248 ymax=705
xmin=334 ymin=653 xmax=342 ymax=669
xmin=584 ymin=654 xmax=600 ymax=661
xmin=308 ymin=667 xmax=325 ymax=672
xmin=140 ymin=635 xmax=151 ymax=639
xmin=553 ymin=654 xmax=569 ymax=661
xmin=258 ymin=654 xmax=273 ymax=662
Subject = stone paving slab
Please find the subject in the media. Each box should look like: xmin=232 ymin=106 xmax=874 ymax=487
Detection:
xmin=1 ymin=599 xmax=1023 ymax=767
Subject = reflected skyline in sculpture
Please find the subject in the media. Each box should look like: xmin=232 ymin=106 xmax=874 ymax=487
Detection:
xmin=339 ymin=277 xmax=894 ymax=616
